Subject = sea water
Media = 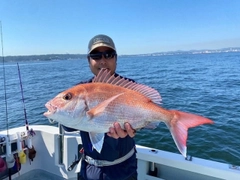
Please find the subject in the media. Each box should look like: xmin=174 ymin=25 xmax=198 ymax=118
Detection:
xmin=0 ymin=52 xmax=240 ymax=166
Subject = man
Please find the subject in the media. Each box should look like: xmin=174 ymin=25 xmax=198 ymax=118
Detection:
xmin=65 ymin=34 xmax=138 ymax=180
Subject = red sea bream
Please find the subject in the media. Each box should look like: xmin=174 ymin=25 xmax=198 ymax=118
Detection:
xmin=44 ymin=69 xmax=213 ymax=156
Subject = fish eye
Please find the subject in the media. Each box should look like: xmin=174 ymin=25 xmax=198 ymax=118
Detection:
xmin=63 ymin=92 xmax=72 ymax=100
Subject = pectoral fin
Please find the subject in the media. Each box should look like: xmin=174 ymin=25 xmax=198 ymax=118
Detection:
xmin=89 ymin=132 xmax=105 ymax=153
xmin=87 ymin=93 xmax=124 ymax=118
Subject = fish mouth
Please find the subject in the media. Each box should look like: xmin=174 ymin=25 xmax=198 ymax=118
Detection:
xmin=43 ymin=102 xmax=57 ymax=117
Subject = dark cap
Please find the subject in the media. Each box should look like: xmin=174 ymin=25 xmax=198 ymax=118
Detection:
xmin=88 ymin=34 xmax=116 ymax=53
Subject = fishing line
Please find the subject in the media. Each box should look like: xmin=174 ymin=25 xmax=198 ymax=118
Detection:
xmin=0 ymin=21 xmax=10 ymax=139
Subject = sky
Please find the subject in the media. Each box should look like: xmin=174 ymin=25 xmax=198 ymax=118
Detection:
xmin=0 ymin=0 xmax=240 ymax=56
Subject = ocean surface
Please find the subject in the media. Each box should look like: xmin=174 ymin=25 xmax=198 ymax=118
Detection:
xmin=1 ymin=52 xmax=240 ymax=166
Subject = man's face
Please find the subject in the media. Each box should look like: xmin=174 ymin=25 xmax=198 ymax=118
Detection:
xmin=88 ymin=46 xmax=117 ymax=75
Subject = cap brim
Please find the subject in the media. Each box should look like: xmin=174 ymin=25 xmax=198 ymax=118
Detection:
xmin=88 ymin=43 xmax=116 ymax=54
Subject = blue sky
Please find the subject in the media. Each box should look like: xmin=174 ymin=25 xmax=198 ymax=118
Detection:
xmin=1 ymin=0 xmax=240 ymax=56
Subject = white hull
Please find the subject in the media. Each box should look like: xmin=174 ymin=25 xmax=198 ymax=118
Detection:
xmin=0 ymin=125 xmax=239 ymax=180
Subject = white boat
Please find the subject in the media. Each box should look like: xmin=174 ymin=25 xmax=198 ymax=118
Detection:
xmin=0 ymin=125 xmax=239 ymax=180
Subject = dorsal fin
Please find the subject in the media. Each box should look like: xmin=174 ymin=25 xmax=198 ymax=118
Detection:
xmin=92 ymin=69 xmax=162 ymax=104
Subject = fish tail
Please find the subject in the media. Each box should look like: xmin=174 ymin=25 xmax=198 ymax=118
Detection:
xmin=166 ymin=110 xmax=213 ymax=157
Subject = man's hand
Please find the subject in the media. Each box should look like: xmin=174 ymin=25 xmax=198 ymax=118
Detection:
xmin=107 ymin=122 xmax=136 ymax=139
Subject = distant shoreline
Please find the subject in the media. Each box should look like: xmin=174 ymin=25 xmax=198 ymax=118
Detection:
xmin=1 ymin=47 xmax=240 ymax=62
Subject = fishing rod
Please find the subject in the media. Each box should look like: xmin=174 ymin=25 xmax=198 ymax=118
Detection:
xmin=1 ymin=20 xmax=12 ymax=180
xmin=0 ymin=21 xmax=10 ymax=149
xmin=17 ymin=63 xmax=29 ymax=131
xmin=17 ymin=61 xmax=37 ymax=165
xmin=17 ymin=63 xmax=35 ymax=137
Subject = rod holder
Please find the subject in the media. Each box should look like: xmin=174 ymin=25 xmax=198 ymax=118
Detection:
xmin=27 ymin=137 xmax=32 ymax=149
xmin=6 ymin=139 xmax=11 ymax=156
xmin=17 ymin=132 xmax=22 ymax=151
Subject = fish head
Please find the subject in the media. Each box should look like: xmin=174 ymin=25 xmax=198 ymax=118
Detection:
xmin=44 ymin=85 xmax=89 ymax=128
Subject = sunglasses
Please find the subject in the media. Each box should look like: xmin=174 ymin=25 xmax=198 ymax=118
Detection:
xmin=88 ymin=51 xmax=117 ymax=60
